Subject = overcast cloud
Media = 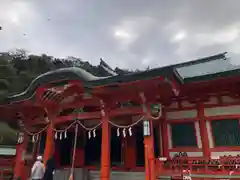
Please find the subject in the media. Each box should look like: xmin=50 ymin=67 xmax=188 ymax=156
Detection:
xmin=0 ymin=0 xmax=240 ymax=69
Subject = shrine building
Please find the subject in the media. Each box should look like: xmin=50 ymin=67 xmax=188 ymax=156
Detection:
xmin=2 ymin=52 xmax=240 ymax=180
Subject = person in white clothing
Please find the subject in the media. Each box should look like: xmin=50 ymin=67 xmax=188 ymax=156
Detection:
xmin=30 ymin=156 xmax=45 ymax=180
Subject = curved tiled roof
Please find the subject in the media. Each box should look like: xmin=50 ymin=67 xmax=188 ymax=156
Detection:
xmin=4 ymin=52 xmax=240 ymax=104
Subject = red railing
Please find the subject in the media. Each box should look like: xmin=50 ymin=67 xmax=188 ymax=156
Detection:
xmin=155 ymin=156 xmax=240 ymax=179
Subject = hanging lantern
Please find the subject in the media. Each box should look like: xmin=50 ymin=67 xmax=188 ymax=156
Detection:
xmin=117 ymin=128 xmax=120 ymax=137
xmin=55 ymin=132 xmax=58 ymax=140
xmin=122 ymin=128 xmax=126 ymax=138
xmin=88 ymin=131 xmax=91 ymax=139
xmin=64 ymin=131 xmax=67 ymax=139
xmin=150 ymin=103 xmax=162 ymax=118
xmin=128 ymin=127 xmax=132 ymax=136
xmin=93 ymin=129 xmax=96 ymax=138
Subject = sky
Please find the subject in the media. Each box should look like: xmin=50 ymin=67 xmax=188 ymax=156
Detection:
xmin=1 ymin=0 xmax=240 ymax=69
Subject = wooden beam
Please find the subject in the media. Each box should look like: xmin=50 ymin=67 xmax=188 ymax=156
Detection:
xmin=46 ymin=106 xmax=143 ymax=125
xmin=109 ymin=106 xmax=143 ymax=117
xmin=54 ymin=111 xmax=101 ymax=124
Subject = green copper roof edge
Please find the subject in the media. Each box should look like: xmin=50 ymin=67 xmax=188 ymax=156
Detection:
xmin=174 ymin=52 xmax=227 ymax=68
xmin=184 ymin=68 xmax=240 ymax=83
xmin=3 ymin=66 xmax=179 ymax=104
xmin=0 ymin=52 xmax=231 ymax=104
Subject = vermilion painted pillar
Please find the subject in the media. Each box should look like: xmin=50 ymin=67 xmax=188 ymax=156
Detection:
xmin=100 ymin=105 xmax=111 ymax=180
xmin=14 ymin=134 xmax=29 ymax=180
xmin=144 ymin=120 xmax=156 ymax=180
xmin=161 ymin=109 xmax=169 ymax=158
xmin=43 ymin=122 xmax=54 ymax=165
xmin=198 ymin=103 xmax=210 ymax=157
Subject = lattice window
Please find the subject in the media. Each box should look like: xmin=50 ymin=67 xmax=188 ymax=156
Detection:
xmin=171 ymin=122 xmax=197 ymax=147
xmin=211 ymin=119 xmax=240 ymax=146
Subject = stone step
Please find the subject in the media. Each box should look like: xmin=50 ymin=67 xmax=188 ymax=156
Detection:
xmin=54 ymin=168 xmax=88 ymax=180
xmin=89 ymin=170 xmax=145 ymax=180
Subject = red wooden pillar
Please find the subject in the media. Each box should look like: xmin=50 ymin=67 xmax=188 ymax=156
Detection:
xmin=14 ymin=134 xmax=29 ymax=180
xmin=158 ymin=121 xmax=163 ymax=157
xmin=144 ymin=119 xmax=156 ymax=180
xmin=198 ymin=103 xmax=210 ymax=157
xmin=161 ymin=109 xmax=169 ymax=158
xmin=43 ymin=122 xmax=55 ymax=165
xmin=100 ymin=103 xmax=111 ymax=180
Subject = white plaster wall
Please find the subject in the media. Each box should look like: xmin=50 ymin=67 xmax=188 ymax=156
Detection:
xmin=211 ymin=151 xmax=240 ymax=156
xmin=169 ymin=152 xmax=203 ymax=158
xmin=0 ymin=147 xmax=16 ymax=155
xmin=167 ymin=124 xmax=172 ymax=149
xmin=221 ymin=96 xmax=239 ymax=103
xmin=206 ymin=121 xmax=214 ymax=148
xmin=204 ymin=105 xmax=240 ymax=116
xmin=166 ymin=110 xmax=197 ymax=120
xmin=194 ymin=122 xmax=202 ymax=148
xmin=181 ymin=100 xmax=195 ymax=107
xmin=204 ymin=96 xmax=218 ymax=105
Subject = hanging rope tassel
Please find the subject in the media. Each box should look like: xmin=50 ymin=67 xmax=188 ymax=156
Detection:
xmin=60 ymin=132 xmax=63 ymax=140
xmin=55 ymin=132 xmax=58 ymax=140
xmin=117 ymin=128 xmax=120 ymax=137
xmin=128 ymin=127 xmax=132 ymax=136
xmin=93 ymin=129 xmax=96 ymax=138
xmin=32 ymin=135 xmax=35 ymax=143
xmin=69 ymin=124 xmax=78 ymax=180
xmin=64 ymin=131 xmax=67 ymax=139
xmin=35 ymin=134 xmax=39 ymax=141
xmin=88 ymin=131 xmax=91 ymax=139
xmin=123 ymin=128 xmax=126 ymax=138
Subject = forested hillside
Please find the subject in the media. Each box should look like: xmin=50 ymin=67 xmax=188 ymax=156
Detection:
xmin=0 ymin=49 xmax=132 ymax=100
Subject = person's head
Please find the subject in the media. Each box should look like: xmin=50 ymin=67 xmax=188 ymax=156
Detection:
xmin=36 ymin=155 xmax=43 ymax=162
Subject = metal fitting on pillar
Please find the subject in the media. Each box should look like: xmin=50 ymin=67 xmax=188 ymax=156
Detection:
xmin=139 ymin=92 xmax=148 ymax=114
xmin=100 ymin=100 xmax=106 ymax=117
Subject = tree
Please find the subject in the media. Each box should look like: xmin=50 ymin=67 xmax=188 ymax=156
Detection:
xmin=0 ymin=50 xmax=133 ymax=101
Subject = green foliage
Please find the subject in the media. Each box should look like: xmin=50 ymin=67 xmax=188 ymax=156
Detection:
xmin=0 ymin=50 xmax=55 ymax=98
xmin=0 ymin=49 xmax=132 ymax=101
